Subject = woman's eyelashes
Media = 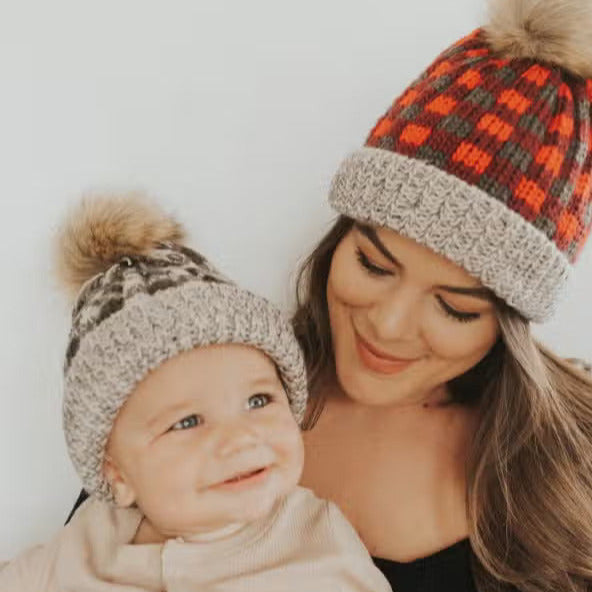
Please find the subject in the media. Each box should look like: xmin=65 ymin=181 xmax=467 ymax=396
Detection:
xmin=355 ymin=247 xmax=481 ymax=324
xmin=355 ymin=247 xmax=393 ymax=277
xmin=436 ymin=295 xmax=481 ymax=323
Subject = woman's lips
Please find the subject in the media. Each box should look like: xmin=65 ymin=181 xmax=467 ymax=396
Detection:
xmin=354 ymin=332 xmax=419 ymax=375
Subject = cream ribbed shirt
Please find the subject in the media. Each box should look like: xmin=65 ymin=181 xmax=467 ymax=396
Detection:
xmin=0 ymin=487 xmax=391 ymax=591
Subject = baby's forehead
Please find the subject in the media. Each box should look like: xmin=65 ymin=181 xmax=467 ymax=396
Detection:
xmin=116 ymin=344 xmax=287 ymax=426
xmin=145 ymin=361 xmax=284 ymax=408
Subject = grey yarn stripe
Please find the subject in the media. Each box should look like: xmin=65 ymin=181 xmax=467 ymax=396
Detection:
xmin=328 ymin=147 xmax=570 ymax=322
xmin=64 ymin=281 xmax=308 ymax=501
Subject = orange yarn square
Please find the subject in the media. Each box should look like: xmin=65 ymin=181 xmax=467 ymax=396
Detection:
xmin=457 ymin=69 xmax=482 ymax=90
xmin=466 ymin=48 xmax=489 ymax=58
xmin=536 ymin=145 xmax=564 ymax=176
xmin=550 ymin=113 xmax=574 ymax=137
xmin=430 ymin=60 xmax=453 ymax=78
xmin=452 ymin=142 xmax=492 ymax=174
xmin=400 ymin=124 xmax=432 ymax=146
xmin=557 ymin=211 xmax=580 ymax=241
xmin=426 ymin=95 xmax=457 ymax=115
xmin=515 ymin=177 xmax=546 ymax=213
xmin=558 ymin=83 xmax=572 ymax=100
xmin=587 ymin=80 xmax=592 ymax=101
xmin=575 ymin=172 xmax=591 ymax=197
xmin=372 ymin=117 xmax=393 ymax=138
xmin=498 ymin=90 xmax=532 ymax=114
xmin=522 ymin=65 xmax=551 ymax=87
xmin=477 ymin=114 xmax=513 ymax=141
xmin=399 ymin=88 xmax=419 ymax=108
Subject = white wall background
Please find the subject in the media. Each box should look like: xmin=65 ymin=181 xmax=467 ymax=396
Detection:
xmin=1 ymin=0 xmax=591 ymax=559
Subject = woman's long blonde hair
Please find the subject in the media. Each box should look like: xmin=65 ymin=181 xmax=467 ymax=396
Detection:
xmin=293 ymin=215 xmax=592 ymax=592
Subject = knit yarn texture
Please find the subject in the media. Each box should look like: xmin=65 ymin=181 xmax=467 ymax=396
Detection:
xmin=63 ymin=243 xmax=307 ymax=501
xmin=329 ymin=29 xmax=592 ymax=321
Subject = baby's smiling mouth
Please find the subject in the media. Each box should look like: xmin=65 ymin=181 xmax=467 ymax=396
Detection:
xmin=224 ymin=467 xmax=266 ymax=483
xmin=210 ymin=466 xmax=271 ymax=490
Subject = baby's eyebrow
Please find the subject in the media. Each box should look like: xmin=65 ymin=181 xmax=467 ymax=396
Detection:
xmin=146 ymin=401 xmax=194 ymax=430
xmin=246 ymin=376 xmax=283 ymax=391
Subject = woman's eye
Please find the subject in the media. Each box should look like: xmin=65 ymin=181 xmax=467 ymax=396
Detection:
xmin=169 ymin=414 xmax=203 ymax=431
xmin=436 ymin=296 xmax=481 ymax=323
xmin=247 ymin=394 xmax=272 ymax=410
xmin=356 ymin=247 xmax=393 ymax=277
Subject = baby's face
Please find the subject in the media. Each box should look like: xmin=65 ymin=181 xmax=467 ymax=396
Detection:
xmin=104 ymin=343 xmax=304 ymax=539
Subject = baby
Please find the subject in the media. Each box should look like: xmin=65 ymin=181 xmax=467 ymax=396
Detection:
xmin=0 ymin=196 xmax=390 ymax=591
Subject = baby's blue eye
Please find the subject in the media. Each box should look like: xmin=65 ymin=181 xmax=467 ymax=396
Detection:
xmin=170 ymin=414 xmax=203 ymax=431
xmin=247 ymin=394 xmax=271 ymax=410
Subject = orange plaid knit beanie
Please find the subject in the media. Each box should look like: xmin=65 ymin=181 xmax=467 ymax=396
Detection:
xmin=329 ymin=0 xmax=592 ymax=322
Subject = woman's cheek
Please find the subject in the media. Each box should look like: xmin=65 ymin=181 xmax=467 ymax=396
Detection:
xmin=328 ymin=250 xmax=377 ymax=308
xmin=424 ymin=316 xmax=499 ymax=361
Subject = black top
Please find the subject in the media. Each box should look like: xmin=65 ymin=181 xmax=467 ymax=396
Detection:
xmin=372 ymin=539 xmax=478 ymax=592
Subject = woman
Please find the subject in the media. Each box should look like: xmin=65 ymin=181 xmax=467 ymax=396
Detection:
xmin=66 ymin=0 xmax=592 ymax=590
xmin=295 ymin=0 xmax=592 ymax=590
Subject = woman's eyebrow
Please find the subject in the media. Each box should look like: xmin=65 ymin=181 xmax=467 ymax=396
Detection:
xmin=355 ymin=223 xmax=496 ymax=302
xmin=355 ymin=223 xmax=398 ymax=265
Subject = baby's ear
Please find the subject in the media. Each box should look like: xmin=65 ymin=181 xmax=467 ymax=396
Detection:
xmin=103 ymin=455 xmax=137 ymax=508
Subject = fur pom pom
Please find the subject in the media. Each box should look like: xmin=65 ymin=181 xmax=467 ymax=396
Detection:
xmin=55 ymin=193 xmax=185 ymax=298
xmin=484 ymin=0 xmax=592 ymax=78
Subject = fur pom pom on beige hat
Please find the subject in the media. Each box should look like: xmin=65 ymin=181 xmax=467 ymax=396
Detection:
xmin=55 ymin=194 xmax=185 ymax=299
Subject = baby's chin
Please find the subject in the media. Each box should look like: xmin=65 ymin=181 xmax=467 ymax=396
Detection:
xmin=139 ymin=467 xmax=301 ymax=541
xmin=143 ymin=494 xmax=287 ymax=541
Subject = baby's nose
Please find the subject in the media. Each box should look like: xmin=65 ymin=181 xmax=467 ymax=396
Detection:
xmin=215 ymin=422 xmax=260 ymax=457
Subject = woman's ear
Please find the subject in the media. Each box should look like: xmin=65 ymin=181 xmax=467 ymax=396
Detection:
xmin=103 ymin=454 xmax=137 ymax=508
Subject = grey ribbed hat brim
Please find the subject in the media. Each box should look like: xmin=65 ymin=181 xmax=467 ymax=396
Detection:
xmin=63 ymin=281 xmax=307 ymax=500
xmin=328 ymin=147 xmax=570 ymax=322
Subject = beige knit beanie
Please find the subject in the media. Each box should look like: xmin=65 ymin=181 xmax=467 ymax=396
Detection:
xmin=56 ymin=195 xmax=307 ymax=501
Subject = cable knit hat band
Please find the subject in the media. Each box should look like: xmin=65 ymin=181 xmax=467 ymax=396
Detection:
xmin=329 ymin=147 xmax=569 ymax=321
xmin=64 ymin=268 xmax=308 ymax=501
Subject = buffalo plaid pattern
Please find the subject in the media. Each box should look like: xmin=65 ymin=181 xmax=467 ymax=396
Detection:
xmin=366 ymin=29 xmax=592 ymax=261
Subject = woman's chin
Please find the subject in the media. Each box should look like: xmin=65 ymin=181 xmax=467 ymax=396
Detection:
xmin=336 ymin=364 xmax=428 ymax=407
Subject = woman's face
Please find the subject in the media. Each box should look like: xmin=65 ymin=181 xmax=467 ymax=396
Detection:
xmin=327 ymin=224 xmax=500 ymax=406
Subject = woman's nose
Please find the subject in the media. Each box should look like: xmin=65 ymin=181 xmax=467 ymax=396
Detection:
xmin=366 ymin=286 xmax=421 ymax=342
xmin=214 ymin=421 xmax=260 ymax=458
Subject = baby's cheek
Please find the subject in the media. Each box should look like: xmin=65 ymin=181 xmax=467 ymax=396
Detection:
xmin=144 ymin=467 xmax=198 ymax=522
xmin=139 ymin=453 xmax=191 ymax=500
xmin=277 ymin=420 xmax=305 ymax=474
